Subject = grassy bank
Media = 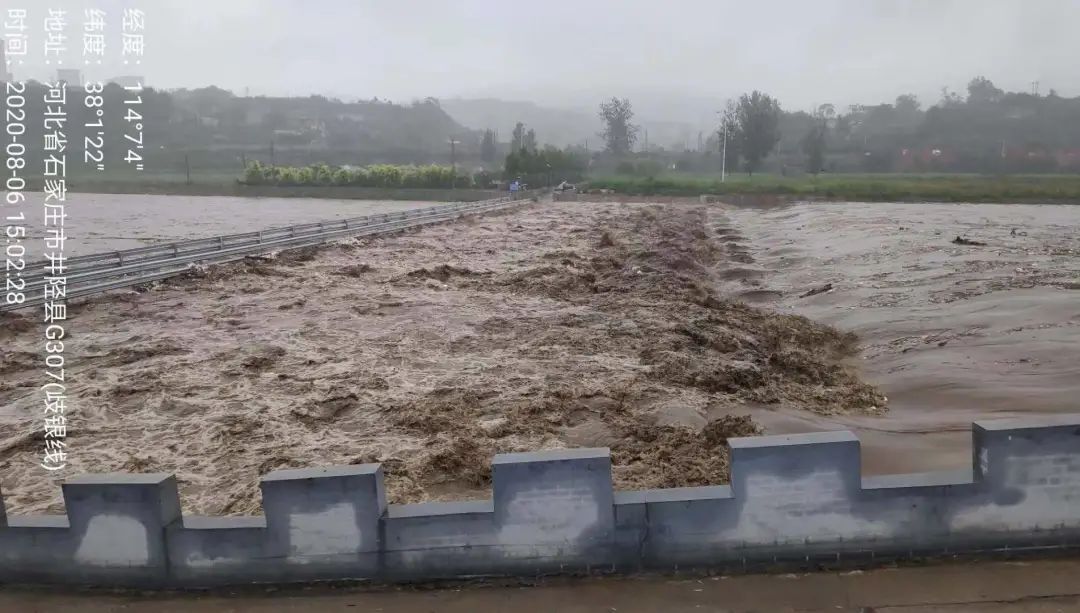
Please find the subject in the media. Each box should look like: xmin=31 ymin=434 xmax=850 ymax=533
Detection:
xmin=64 ymin=170 xmax=1080 ymax=204
xmin=584 ymin=173 xmax=1080 ymax=203
xmin=64 ymin=174 xmax=501 ymax=202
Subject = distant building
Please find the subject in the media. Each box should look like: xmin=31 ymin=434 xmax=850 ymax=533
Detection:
xmin=1056 ymin=149 xmax=1080 ymax=170
xmin=897 ymin=147 xmax=955 ymax=171
xmin=56 ymin=68 xmax=82 ymax=87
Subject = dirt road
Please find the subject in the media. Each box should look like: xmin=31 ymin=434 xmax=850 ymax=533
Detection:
xmin=2 ymin=559 xmax=1078 ymax=612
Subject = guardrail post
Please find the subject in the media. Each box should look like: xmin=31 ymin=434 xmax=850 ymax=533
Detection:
xmin=218 ymin=236 xmax=225 ymax=250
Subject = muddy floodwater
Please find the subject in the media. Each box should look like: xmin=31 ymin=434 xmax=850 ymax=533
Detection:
xmin=21 ymin=192 xmax=431 ymax=256
xmin=0 ymin=198 xmax=1077 ymax=517
xmin=718 ymin=201 xmax=1080 ymax=474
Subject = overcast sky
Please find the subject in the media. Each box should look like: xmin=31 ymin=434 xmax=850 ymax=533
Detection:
xmin=10 ymin=0 xmax=1080 ymax=119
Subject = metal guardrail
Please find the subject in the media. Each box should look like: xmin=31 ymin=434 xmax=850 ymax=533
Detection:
xmin=3 ymin=195 xmax=531 ymax=312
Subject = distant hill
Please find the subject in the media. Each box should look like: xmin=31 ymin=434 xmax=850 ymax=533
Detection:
xmin=441 ymin=98 xmax=710 ymax=151
xmin=165 ymin=89 xmax=478 ymax=155
xmin=440 ymin=98 xmax=597 ymax=149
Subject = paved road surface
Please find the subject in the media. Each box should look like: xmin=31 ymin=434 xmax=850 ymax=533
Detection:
xmin=2 ymin=559 xmax=1078 ymax=612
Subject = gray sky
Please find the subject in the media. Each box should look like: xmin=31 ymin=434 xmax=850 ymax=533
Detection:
xmin=10 ymin=0 xmax=1080 ymax=119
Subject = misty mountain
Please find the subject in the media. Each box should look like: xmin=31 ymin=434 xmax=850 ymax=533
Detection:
xmin=440 ymin=98 xmax=596 ymax=149
xmin=441 ymin=98 xmax=716 ymax=152
xmin=164 ymin=89 xmax=476 ymax=154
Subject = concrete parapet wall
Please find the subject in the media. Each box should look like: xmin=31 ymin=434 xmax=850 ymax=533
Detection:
xmin=1 ymin=416 xmax=1078 ymax=587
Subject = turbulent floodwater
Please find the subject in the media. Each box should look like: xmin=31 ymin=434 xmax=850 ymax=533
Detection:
xmin=717 ymin=201 xmax=1080 ymax=474
xmin=21 ymin=192 xmax=429 ymax=256
xmin=1 ymin=201 xmax=875 ymax=515
xmin=1 ymin=197 xmax=1077 ymax=514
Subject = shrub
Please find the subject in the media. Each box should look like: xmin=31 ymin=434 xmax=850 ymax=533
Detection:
xmin=239 ymin=163 xmax=478 ymax=190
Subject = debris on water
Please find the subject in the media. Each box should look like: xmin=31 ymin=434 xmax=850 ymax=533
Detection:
xmin=952 ymin=236 xmax=987 ymax=246
xmin=334 ymin=263 xmax=374 ymax=277
xmin=799 ymin=283 xmax=834 ymax=298
xmin=0 ymin=201 xmax=888 ymax=516
xmin=405 ymin=264 xmax=479 ymax=282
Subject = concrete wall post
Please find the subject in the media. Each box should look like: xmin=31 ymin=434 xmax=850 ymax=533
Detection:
xmin=259 ymin=464 xmax=386 ymax=577
xmin=61 ymin=473 xmax=181 ymax=585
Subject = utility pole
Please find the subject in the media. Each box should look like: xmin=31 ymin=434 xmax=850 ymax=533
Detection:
xmin=722 ymin=126 xmax=728 ymax=183
xmin=269 ymin=137 xmax=276 ymax=168
xmin=448 ymin=138 xmax=460 ymax=189
xmin=716 ymin=109 xmax=728 ymax=183
xmin=184 ymin=154 xmax=192 ymax=185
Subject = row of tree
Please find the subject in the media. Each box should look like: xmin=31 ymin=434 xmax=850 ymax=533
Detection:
xmin=0 ymin=81 xmax=480 ymax=175
xmin=242 ymin=161 xmax=480 ymax=188
xmin=503 ymin=145 xmax=586 ymax=186
xmin=8 ymin=76 xmax=1074 ymax=179
xmin=597 ymin=92 xmax=782 ymax=175
xmin=595 ymin=76 xmax=1080 ymax=175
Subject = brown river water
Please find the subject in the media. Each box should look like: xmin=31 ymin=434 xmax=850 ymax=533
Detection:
xmin=21 ymin=193 xmax=428 ymax=256
xmin=717 ymin=200 xmax=1080 ymax=475
xmin=1 ymin=197 xmax=1079 ymax=611
xmin=2 ymin=197 xmax=1078 ymax=503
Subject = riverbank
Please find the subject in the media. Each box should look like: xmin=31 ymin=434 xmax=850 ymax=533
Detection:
xmin=585 ymin=174 xmax=1080 ymax=203
xmin=64 ymin=176 xmax=501 ymax=202
xmin=62 ymin=172 xmax=1080 ymax=204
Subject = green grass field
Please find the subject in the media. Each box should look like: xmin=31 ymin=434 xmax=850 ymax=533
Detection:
xmin=64 ymin=171 xmax=500 ymax=202
xmin=585 ymin=173 xmax=1080 ymax=203
xmin=63 ymin=168 xmax=1080 ymax=204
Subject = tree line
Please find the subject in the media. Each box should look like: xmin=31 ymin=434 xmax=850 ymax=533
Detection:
xmin=7 ymin=76 xmax=1076 ymax=181
xmin=596 ymin=77 xmax=1080 ymax=175
xmin=0 ymin=81 xmax=480 ymax=176
xmin=242 ymin=161 xmax=496 ymax=189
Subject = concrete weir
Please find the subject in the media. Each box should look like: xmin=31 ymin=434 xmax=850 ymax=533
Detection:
xmin=1 ymin=415 xmax=1078 ymax=587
